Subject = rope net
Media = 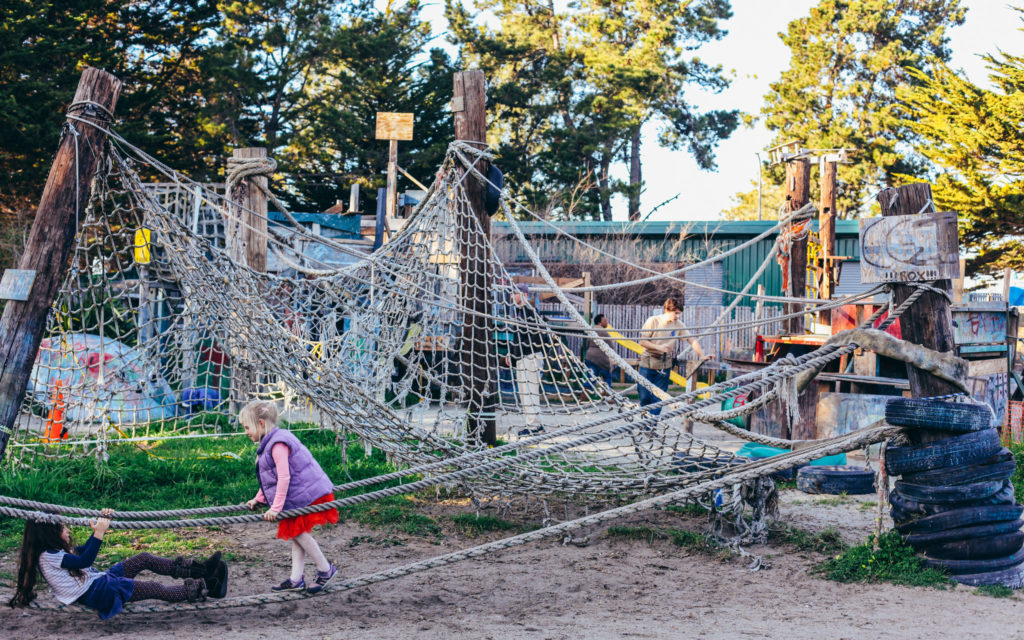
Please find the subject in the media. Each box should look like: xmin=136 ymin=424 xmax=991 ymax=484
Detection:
xmin=9 ymin=139 xmax=780 ymax=505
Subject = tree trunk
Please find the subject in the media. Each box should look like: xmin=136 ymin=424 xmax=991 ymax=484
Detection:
xmin=629 ymin=128 xmax=642 ymax=221
xmin=599 ymin=156 xmax=612 ymax=221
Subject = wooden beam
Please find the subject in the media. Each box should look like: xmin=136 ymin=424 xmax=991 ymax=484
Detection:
xmin=386 ymin=139 xmax=398 ymax=218
xmin=0 ymin=67 xmax=122 ymax=458
xmin=953 ymin=257 xmax=966 ymax=303
xmin=819 ymin=159 xmax=838 ymax=324
xmin=785 ymin=158 xmax=810 ymax=334
xmin=229 ymin=147 xmax=268 ymax=272
xmin=454 ymin=70 xmax=496 ymax=446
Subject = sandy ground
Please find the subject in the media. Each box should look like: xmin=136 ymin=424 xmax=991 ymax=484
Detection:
xmin=5 ymin=487 xmax=1024 ymax=640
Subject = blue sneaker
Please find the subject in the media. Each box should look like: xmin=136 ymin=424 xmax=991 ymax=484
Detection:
xmin=271 ymin=577 xmax=305 ymax=592
xmin=306 ymin=564 xmax=338 ymax=594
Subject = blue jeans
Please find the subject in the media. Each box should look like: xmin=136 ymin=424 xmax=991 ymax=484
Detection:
xmin=586 ymin=362 xmax=615 ymax=385
xmin=637 ymin=366 xmax=671 ymax=416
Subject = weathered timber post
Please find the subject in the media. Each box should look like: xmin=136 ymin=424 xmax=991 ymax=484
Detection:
xmin=454 ymin=70 xmax=496 ymax=445
xmin=877 ymin=184 xmax=959 ymax=443
xmin=785 ymin=157 xmax=810 ymax=334
xmin=819 ymin=159 xmax=838 ymax=324
xmin=0 ymin=67 xmax=121 ymax=458
xmin=227 ymin=147 xmax=269 ymax=412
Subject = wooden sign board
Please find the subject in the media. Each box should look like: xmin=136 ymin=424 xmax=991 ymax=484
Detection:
xmin=0 ymin=269 xmax=36 ymax=301
xmin=860 ymin=211 xmax=959 ymax=284
xmin=375 ymin=112 xmax=414 ymax=141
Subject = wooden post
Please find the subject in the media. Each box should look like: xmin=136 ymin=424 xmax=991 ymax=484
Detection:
xmin=454 ymin=70 xmax=496 ymax=446
xmin=581 ymin=271 xmax=593 ymax=359
xmin=228 ymin=147 xmax=268 ymax=272
xmin=387 ymin=139 xmax=399 ymax=218
xmin=0 ymin=68 xmax=121 ymax=458
xmin=785 ymin=157 xmax=810 ymax=334
xmin=819 ymin=159 xmax=838 ymax=324
xmin=228 ymin=147 xmax=268 ymax=411
xmin=1003 ymin=268 xmax=1012 ymax=304
xmin=876 ymin=184 xmax=960 ymax=419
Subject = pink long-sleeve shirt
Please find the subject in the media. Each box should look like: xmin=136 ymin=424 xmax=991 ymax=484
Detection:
xmin=254 ymin=442 xmax=291 ymax=512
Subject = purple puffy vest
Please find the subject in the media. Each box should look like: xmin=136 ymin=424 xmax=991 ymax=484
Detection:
xmin=256 ymin=428 xmax=333 ymax=511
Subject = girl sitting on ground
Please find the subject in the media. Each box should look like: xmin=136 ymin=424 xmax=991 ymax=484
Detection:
xmin=242 ymin=400 xmax=339 ymax=594
xmin=8 ymin=510 xmax=227 ymax=618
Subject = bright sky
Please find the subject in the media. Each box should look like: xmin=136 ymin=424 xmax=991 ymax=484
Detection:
xmin=401 ymin=0 xmax=1021 ymax=222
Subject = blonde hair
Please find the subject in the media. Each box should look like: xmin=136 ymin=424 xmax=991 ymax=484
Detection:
xmin=239 ymin=400 xmax=279 ymax=438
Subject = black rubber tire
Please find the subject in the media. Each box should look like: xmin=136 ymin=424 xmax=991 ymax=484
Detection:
xmin=921 ymin=547 xmax=1024 ymax=575
xmin=884 ymin=428 xmax=1001 ymax=476
xmin=885 ymin=398 xmax=995 ymax=432
xmin=896 ymin=504 xmax=1024 ymax=535
xmin=901 ymin=448 xmax=1016 ymax=487
xmin=894 ymin=478 xmax=1005 ymax=503
xmin=952 ymin=561 xmax=1024 ymax=587
xmin=905 ymin=519 xmax=1024 ymax=548
xmin=796 ymin=465 xmax=875 ymax=495
xmin=890 ymin=481 xmax=1015 ymax=524
xmin=922 ymin=531 xmax=1024 ymax=560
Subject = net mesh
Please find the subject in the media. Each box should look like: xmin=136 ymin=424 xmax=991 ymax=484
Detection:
xmin=8 ymin=138 xmax=795 ymax=505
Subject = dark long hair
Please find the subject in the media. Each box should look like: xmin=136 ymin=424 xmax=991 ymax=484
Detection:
xmin=8 ymin=520 xmax=78 ymax=608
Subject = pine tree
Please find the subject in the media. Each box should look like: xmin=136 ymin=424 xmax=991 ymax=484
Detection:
xmin=899 ymin=26 xmax=1024 ymax=278
xmin=761 ymin=0 xmax=965 ymax=216
xmin=446 ymin=0 xmax=739 ymax=221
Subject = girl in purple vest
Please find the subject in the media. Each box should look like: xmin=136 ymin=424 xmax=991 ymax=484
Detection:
xmin=242 ymin=400 xmax=339 ymax=593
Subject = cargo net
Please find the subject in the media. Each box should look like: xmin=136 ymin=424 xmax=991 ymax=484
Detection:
xmin=7 ymin=134 xmax=896 ymax=514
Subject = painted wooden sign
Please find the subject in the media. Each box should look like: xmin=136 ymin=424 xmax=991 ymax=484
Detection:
xmin=0 ymin=269 xmax=36 ymax=301
xmin=860 ymin=211 xmax=959 ymax=284
xmin=375 ymin=112 xmax=414 ymax=141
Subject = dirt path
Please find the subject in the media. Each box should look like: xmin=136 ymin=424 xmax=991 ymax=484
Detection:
xmin=5 ymin=489 xmax=1024 ymax=640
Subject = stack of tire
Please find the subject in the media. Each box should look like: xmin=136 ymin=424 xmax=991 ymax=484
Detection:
xmin=884 ymin=397 xmax=1024 ymax=587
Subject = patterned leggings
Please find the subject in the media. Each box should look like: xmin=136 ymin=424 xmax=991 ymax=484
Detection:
xmin=122 ymin=553 xmax=190 ymax=603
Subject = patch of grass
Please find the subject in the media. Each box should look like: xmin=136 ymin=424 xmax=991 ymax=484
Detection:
xmin=858 ymin=501 xmax=878 ymax=512
xmin=92 ymin=530 xmax=240 ymax=563
xmin=0 ymin=430 xmax=432 ymax=553
xmin=812 ymin=495 xmax=848 ymax=507
xmin=450 ymin=513 xmax=518 ymax=536
xmin=665 ymin=503 xmax=709 ymax=517
xmin=974 ymin=584 xmax=1014 ymax=598
xmin=775 ymin=479 xmax=798 ymax=490
xmin=772 ymin=525 xmax=847 ymax=556
xmin=347 ymin=535 xmax=406 ymax=548
xmin=815 ymin=531 xmax=953 ymax=588
xmin=1010 ymin=442 xmax=1024 ymax=500
xmin=607 ymin=524 xmax=729 ymax=557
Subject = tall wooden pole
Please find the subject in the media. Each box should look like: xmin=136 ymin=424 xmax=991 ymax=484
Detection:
xmin=386 ymin=139 xmax=399 ymax=218
xmin=877 ymin=184 xmax=959 ymax=443
xmin=0 ymin=68 xmax=121 ymax=458
xmin=228 ymin=147 xmax=268 ymax=412
xmin=819 ymin=159 xmax=838 ymax=324
xmin=454 ymin=70 xmax=496 ymax=445
xmin=785 ymin=157 xmax=810 ymax=334
xmin=229 ymin=147 xmax=269 ymax=272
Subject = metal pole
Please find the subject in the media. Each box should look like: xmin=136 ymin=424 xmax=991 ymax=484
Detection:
xmin=755 ymin=152 xmax=763 ymax=221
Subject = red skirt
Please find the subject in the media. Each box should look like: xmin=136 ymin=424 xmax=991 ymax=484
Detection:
xmin=277 ymin=493 xmax=339 ymax=540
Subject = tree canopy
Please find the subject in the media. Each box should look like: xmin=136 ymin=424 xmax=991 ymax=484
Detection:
xmin=760 ymin=0 xmax=965 ymax=216
xmin=899 ymin=22 xmax=1024 ymax=279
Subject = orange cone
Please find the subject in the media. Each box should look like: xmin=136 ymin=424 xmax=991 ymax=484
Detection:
xmin=44 ymin=380 xmax=68 ymax=442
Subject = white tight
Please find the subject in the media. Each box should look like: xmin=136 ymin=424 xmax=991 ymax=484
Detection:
xmin=288 ymin=532 xmax=330 ymax=581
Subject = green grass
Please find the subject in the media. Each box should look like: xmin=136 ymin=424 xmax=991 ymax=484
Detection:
xmin=1009 ymin=442 xmax=1024 ymax=500
xmin=450 ymin=513 xmax=519 ymax=536
xmin=606 ymin=524 xmax=729 ymax=557
xmin=665 ymin=503 xmax=709 ymax=517
xmin=815 ymin=531 xmax=953 ymax=588
xmin=974 ymin=584 xmax=1014 ymax=598
xmin=0 ymin=429 xmax=441 ymax=553
xmin=771 ymin=525 xmax=847 ymax=556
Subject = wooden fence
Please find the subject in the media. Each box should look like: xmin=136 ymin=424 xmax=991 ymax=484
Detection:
xmin=538 ymin=302 xmax=785 ymax=363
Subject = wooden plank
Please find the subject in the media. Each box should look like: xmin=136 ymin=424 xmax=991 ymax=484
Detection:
xmin=969 ymin=358 xmax=1008 ymax=378
xmin=784 ymin=158 xmax=810 ymax=336
xmin=375 ymin=112 xmax=414 ymax=141
xmin=860 ymin=211 xmax=959 ymax=284
xmin=0 ymin=67 xmax=121 ymax=458
xmin=0 ymin=270 xmax=37 ymax=301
